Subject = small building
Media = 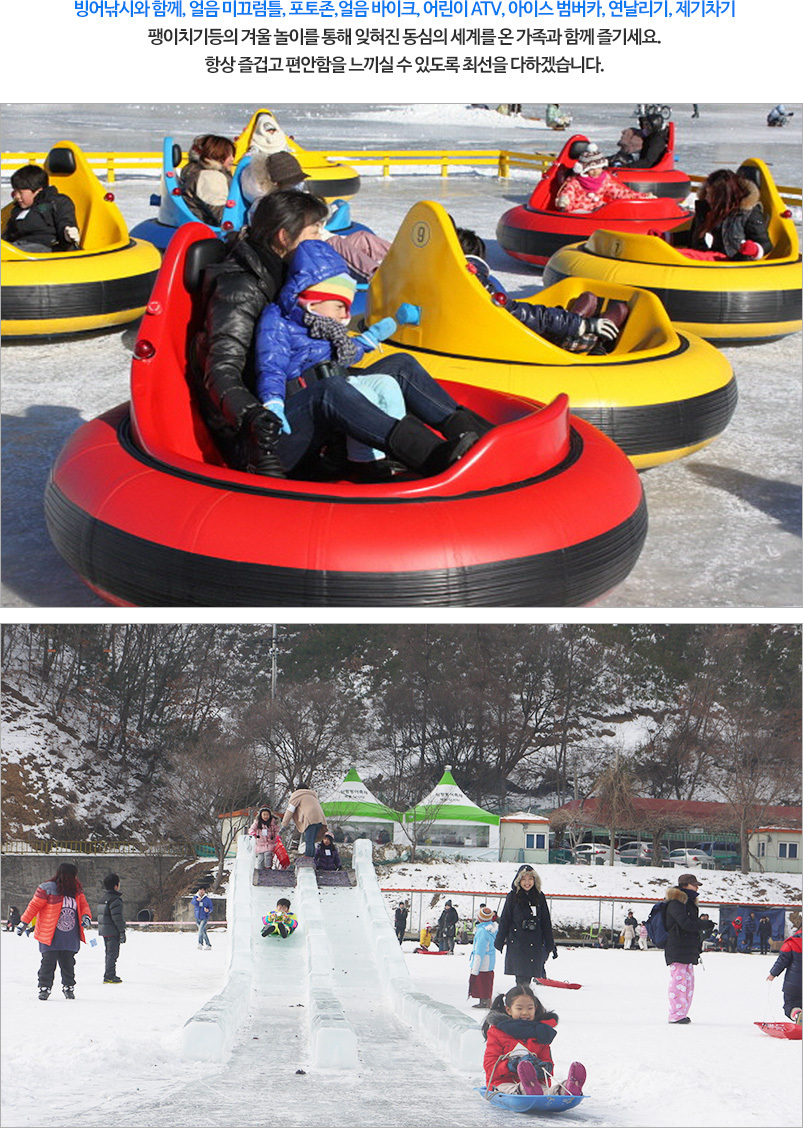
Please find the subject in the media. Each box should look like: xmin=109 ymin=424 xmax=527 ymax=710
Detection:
xmin=218 ymin=809 xmax=252 ymax=852
xmin=319 ymin=767 xmax=399 ymax=845
xmin=397 ymin=767 xmax=500 ymax=860
xmin=749 ymin=827 xmax=802 ymax=874
xmin=499 ymin=812 xmax=551 ymax=864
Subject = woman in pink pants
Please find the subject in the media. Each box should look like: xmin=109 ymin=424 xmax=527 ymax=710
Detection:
xmin=664 ymin=874 xmax=704 ymax=1024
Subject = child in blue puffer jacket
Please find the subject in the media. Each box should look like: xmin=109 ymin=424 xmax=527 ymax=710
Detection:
xmin=253 ymin=240 xmax=492 ymax=479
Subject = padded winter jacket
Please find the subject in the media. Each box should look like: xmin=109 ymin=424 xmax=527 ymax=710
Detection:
xmin=254 ymin=240 xmax=368 ymax=405
xmin=192 ymin=894 xmax=214 ymax=921
xmin=470 ymin=920 xmax=497 ymax=975
xmin=3 ymin=186 xmax=78 ymax=250
xmin=688 ymin=181 xmax=772 ymax=259
xmin=503 ymin=298 xmax=583 ymax=345
xmin=554 ymin=171 xmax=652 ymax=213
xmin=769 ymin=933 xmax=802 ymax=993
xmin=314 ymin=840 xmax=342 ymax=871
xmin=495 ymin=865 xmax=555 ymax=978
xmin=179 ymin=157 xmax=232 ymax=226
xmin=97 ymin=889 xmax=126 ymax=939
xmin=21 ymin=881 xmax=92 ymax=948
xmin=664 ymin=885 xmax=702 ymax=965
xmin=282 ymin=786 xmax=326 ymax=835
xmin=249 ymin=810 xmax=281 ymax=854
xmin=482 ymin=1011 xmax=557 ymax=1088
xmin=193 ymin=234 xmax=287 ymax=467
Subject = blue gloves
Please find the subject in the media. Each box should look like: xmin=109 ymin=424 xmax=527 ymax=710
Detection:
xmin=355 ymin=316 xmax=397 ymax=351
xmin=264 ymin=398 xmax=291 ymax=435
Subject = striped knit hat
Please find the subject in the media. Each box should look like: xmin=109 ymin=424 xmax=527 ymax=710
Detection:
xmin=297 ymin=271 xmax=356 ymax=312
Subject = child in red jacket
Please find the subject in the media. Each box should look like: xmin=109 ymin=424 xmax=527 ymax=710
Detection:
xmin=481 ymin=984 xmax=586 ymax=1097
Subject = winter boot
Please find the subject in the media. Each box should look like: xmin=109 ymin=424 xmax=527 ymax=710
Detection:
xmin=63 ymin=986 xmax=75 ymax=1000
xmin=38 ymin=987 xmax=51 ymax=1001
xmin=279 ymin=923 xmax=289 ymax=939
xmin=103 ymin=977 xmax=123 ymax=984
xmin=562 ymin=1061 xmax=587 ymax=1096
xmin=568 ymin=291 xmax=601 ymax=320
xmin=516 ymin=1060 xmax=544 ymax=1096
xmin=438 ymin=406 xmax=494 ymax=442
xmin=670 ymin=1016 xmax=691 ymax=1024
xmin=386 ymin=415 xmax=478 ymax=477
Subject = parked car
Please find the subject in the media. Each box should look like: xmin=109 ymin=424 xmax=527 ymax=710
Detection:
xmin=573 ymin=843 xmax=622 ymax=865
xmin=617 ymin=841 xmax=670 ymax=865
xmin=668 ymin=848 xmax=716 ymax=869
xmin=700 ymin=841 xmax=741 ymax=868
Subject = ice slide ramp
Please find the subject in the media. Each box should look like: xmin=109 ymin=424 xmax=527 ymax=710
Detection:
xmin=181 ymin=838 xmax=484 ymax=1079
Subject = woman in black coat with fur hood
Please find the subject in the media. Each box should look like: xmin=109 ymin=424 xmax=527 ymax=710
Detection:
xmin=495 ymin=865 xmax=556 ymax=985
xmin=665 ymin=873 xmax=703 ymax=1024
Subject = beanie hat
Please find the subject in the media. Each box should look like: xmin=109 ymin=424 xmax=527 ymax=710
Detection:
xmin=297 ymin=271 xmax=356 ymax=311
xmin=573 ymin=144 xmax=608 ymax=174
xmin=478 ymin=905 xmax=494 ymax=922
xmin=265 ymin=151 xmax=309 ymax=188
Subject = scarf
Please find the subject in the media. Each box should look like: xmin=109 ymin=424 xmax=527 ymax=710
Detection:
xmin=574 ymin=171 xmax=609 ymax=193
xmin=302 ymin=309 xmax=359 ymax=366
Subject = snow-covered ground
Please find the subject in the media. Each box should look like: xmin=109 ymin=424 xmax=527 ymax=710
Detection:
xmin=1 ymin=103 xmax=801 ymax=608
xmin=3 ymin=856 xmax=801 ymax=1129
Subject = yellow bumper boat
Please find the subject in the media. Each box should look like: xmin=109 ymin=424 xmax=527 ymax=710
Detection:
xmin=359 ymin=201 xmax=736 ymax=469
xmin=543 ymin=159 xmax=802 ymax=343
xmin=1 ymin=142 xmax=161 ymax=340
xmin=234 ymin=108 xmax=361 ymax=200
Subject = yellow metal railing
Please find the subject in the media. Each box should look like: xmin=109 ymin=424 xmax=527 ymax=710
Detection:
xmin=2 ymin=149 xmax=800 ymax=208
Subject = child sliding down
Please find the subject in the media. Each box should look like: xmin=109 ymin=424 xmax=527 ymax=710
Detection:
xmin=482 ymin=984 xmax=586 ymax=1097
xmin=261 ymin=898 xmax=298 ymax=939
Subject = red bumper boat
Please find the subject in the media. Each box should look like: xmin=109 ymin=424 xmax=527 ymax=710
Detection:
xmin=44 ymin=224 xmax=647 ymax=607
xmin=497 ymin=134 xmax=691 ymax=267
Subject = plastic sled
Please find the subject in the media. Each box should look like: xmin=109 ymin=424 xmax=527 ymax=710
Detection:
xmin=474 ymin=1087 xmax=585 ymax=1113
xmin=755 ymin=1021 xmax=802 ymax=1040
xmin=535 ymin=977 xmax=582 ymax=989
xmin=414 ymin=948 xmax=450 ymax=955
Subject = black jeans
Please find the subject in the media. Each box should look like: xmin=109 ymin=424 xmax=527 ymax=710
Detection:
xmin=38 ymin=950 xmax=76 ymax=990
xmin=278 ymin=353 xmax=458 ymax=473
xmin=103 ymin=934 xmax=121 ymax=979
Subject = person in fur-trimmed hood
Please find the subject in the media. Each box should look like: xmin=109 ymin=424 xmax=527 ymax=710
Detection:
xmin=685 ymin=169 xmax=772 ymax=260
xmin=495 ymin=865 xmax=556 ymax=986
xmin=664 ymin=873 xmax=704 ymax=1024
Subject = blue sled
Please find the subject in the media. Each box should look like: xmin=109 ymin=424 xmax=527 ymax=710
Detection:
xmin=474 ymin=1087 xmax=585 ymax=1113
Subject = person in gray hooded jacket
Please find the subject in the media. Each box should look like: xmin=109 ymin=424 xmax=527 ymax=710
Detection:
xmin=495 ymin=865 xmax=556 ymax=985
xmin=97 ymin=873 xmax=126 ymax=984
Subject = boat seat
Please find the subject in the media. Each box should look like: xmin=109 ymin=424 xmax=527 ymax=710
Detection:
xmin=45 ymin=147 xmax=78 ymax=177
xmin=183 ymin=237 xmax=226 ymax=293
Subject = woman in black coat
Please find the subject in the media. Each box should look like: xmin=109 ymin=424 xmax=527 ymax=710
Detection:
xmin=495 ymin=865 xmax=556 ymax=985
xmin=686 ymin=169 xmax=772 ymax=260
xmin=192 ymin=189 xmax=330 ymax=475
xmin=664 ymin=874 xmax=703 ymax=1024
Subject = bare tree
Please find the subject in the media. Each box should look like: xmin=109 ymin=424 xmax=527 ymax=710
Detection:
xmin=592 ymin=751 xmax=637 ymax=864
xmin=166 ymin=732 xmax=259 ymax=892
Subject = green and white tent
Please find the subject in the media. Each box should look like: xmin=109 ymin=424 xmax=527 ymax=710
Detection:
xmin=397 ymin=767 xmax=500 ymax=856
xmin=320 ymin=767 xmax=399 ymax=843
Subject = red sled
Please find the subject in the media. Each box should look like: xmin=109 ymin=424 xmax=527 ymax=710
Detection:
xmin=535 ymin=978 xmax=582 ymax=990
xmin=414 ymin=948 xmax=450 ymax=955
xmin=273 ymin=837 xmax=290 ymax=869
xmin=755 ymin=1021 xmax=802 ymax=1040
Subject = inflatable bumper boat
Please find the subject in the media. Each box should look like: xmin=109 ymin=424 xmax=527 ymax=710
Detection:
xmin=131 ymin=133 xmax=364 ymax=253
xmin=1 ymin=142 xmax=160 ymax=340
xmin=361 ymin=201 xmax=736 ymax=469
xmin=497 ymin=135 xmax=691 ymax=266
xmin=543 ymin=159 xmax=802 ymax=343
xmin=44 ymin=223 xmax=647 ymax=608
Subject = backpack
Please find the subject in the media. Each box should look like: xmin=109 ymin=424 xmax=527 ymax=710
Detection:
xmin=645 ymin=901 xmax=669 ymax=947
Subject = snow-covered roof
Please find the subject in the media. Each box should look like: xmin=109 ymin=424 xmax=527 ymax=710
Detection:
xmin=500 ymin=812 xmax=551 ymax=824
xmin=405 ymin=768 xmax=500 ymax=826
xmin=320 ymin=767 xmax=400 ymax=822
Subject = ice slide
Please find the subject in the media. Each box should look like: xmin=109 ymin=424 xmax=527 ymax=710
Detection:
xmin=175 ymin=839 xmax=508 ymax=1125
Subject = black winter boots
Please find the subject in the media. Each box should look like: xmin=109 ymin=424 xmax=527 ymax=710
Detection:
xmin=386 ymin=415 xmax=478 ymax=476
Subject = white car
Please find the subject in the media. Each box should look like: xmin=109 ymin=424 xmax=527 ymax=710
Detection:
xmin=668 ymin=848 xmax=716 ymax=870
xmin=573 ymin=843 xmax=622 ymax=865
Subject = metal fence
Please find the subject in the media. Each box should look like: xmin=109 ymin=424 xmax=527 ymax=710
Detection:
xmin=380 ymin=886 xmax=794 ymax=946
xmin=0 ymin=838 xmax=230 ymax=858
